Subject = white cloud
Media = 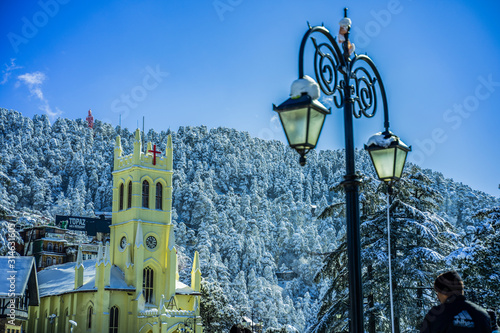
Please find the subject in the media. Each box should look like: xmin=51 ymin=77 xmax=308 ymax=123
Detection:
xmin=17 ymin=71 xmax=62 ymax=119
xmin=18 ymin=71 xmax=46 ymax=100
xmin=1 ymin=59 xmax=22 ymax=85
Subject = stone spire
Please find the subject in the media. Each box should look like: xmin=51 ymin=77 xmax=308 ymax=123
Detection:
xmin=191 ymin=251 xmax=201 ymax=292
xmin=74 ymin=245 xmax=84 ymax=289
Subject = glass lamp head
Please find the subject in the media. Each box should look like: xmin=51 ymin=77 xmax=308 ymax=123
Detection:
xmin=365 ymin=132 xmax=411 ymax=182
xmin=273 ymin=93 xmax=331 ymax=166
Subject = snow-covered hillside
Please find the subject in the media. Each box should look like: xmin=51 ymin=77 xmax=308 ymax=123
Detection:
xmin=0 ymin=108 xmax=498 ymax=332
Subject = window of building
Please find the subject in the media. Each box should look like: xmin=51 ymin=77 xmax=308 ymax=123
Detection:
xmin=119 ymin=183 xmax=124 ymax=211
xmin=109 ymin=306 xmax=119 ymax=333
xmin=46 ymin=257 xmax=52 ymax=266
xmin=59 ymin=244 xmax=63 ymax=252
xmin=142 ymin=180 xmax=149 ymax=208
xmin=47 ymin=242 xmax=53 ymax=251
xmin=155 ymin=183 xmax=162 ymax=210
xmin=143 ymin=267 xmax=154 ymax=303
xmin=127 ymin=181 xmax=132 ymax=209
xmin=87 ymin=306 xmax=93 ymax=329
xmin=65 ymin=308 xmax=69 ymax=331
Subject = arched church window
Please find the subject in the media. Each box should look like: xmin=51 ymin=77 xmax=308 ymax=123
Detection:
xmin=47 ymin=242 xmax=52 ymax=251
xmin=142 ymin=180 xmax=149 ymax=208
xmin=109 ymin=306 xmax=119 ymax=333
xmin=143 ymin=267 xmax=154 ymax=303
xmin=46 ymin=257 xmax=52 ymax=266
xmin=87 ymin=306 xmax=93 ymax=329
xmin=119 ymin=183 xmax=124 ymax=210
xmin=65 ymin=308 xmax=69 ymax=331
xmin=127 ymin=181 xmax=132 ymax=209
xmin=155 ymin=182 xmax=162 ymax=210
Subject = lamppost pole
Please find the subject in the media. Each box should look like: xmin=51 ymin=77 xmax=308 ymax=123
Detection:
xmin=341 ymin=29 xmax=364 ymax=331
xmin=343 ymin=102 xmax=364 ymax=332
xmin=274 ymin=8 xmax=410 ymax=333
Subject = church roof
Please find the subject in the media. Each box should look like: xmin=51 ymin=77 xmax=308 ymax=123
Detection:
xmin=37 ymin=259 xmax=197 ymax=297
xmin=37 ymin=259 xmax=134 ymax=297
xmin=175 ymin=281 xmax=199 ymax=295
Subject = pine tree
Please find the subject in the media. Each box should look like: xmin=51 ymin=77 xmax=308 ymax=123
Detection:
xmin=200 ymin=279 xmax=238 ymax=333
xmin=310 ymin=165 xmax=461 ymax=333
xmin=448 ymin=206 xmax=500 ymax=310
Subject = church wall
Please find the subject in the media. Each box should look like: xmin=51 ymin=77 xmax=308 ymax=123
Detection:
xmin=176 ymin=294 xmax=200 ymax=312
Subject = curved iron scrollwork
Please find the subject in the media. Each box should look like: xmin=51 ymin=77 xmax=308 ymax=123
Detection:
xmin=352 ymin=63 xmax=378 ymax=119
xmin=298 ymin=24 xmax=390 ymax=132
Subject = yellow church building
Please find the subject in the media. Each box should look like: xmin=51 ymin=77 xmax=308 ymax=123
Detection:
xmin=28 ymin=130 xmax=203 ymax=333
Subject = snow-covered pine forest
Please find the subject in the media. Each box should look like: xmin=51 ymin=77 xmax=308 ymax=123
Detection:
xmin=0 ymin=107 xmax=499 ymax=332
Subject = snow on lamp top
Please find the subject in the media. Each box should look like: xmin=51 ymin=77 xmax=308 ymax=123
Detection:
xmin=338 ymin=16 xmax=355 ymax=55
xmin=338 ymin=17 xmax=351 ymax=44
xmin=290 ymin=75 xmax=320 ymax=100
xmin=366 ymin=132 xmax=408 ymax=148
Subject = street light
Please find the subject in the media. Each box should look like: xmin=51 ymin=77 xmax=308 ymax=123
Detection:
xmin=273 ymin=92 xmax=331 ymax=166
xmin=365 ymin=132 xmax=410 ymax=333
xmin=273 ymin=8 xmax=410 ymax=332
xmin=365 ymin=132 xmax=411 ymax=183
xmin=69 ymin=320 xmax=77 ymax=333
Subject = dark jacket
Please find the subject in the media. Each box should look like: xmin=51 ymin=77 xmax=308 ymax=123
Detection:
xmin=420 ymin=295 xmax=491 ymax=333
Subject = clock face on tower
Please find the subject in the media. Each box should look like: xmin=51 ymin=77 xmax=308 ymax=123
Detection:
xmin=146 ymin=236 xmax=157 ymax=250
xmin=120 ymin=236 xmax=127 ymax=250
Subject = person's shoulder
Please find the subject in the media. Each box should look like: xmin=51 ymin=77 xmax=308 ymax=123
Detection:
xmin=421 ymin=303 xmax=448 ymax=330
xmin=464 ymin=300 xmax=489 ymax=316
xmin=425 ymin=303 xmax=446 ymax=317
xmin=463 ymin=300 xmax=492 ymax=330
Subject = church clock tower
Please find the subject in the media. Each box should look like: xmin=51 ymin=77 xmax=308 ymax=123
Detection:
xmin=111 ymin=129 xmax=177 ymax=302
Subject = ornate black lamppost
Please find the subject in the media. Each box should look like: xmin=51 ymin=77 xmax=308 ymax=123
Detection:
xmin=273 ymin=8 xmax=410 ymax=332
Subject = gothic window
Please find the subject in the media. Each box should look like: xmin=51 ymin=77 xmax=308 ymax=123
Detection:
xmin=65 ymin=309 xmax=69 ymax=331
xmin=119 ymin=183 xmax=124 ymax=210
xmin=155 ymin=182 xmax=162 ymax=210
xmin=87 ymin=306 xmax=93 ymax=329
xmin=109 ymin=306 xmax=119 ymax=333
xmin=142 ymin=180 xmax=149 ymax=208
xmin=143 ymin=267 xmax=154 ymax=303
xmin=127 ymin=181 xmax=132 ymax=209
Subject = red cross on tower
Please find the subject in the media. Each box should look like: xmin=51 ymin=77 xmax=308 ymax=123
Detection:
xmin=148 ymin=144 xmax=161 ymax=165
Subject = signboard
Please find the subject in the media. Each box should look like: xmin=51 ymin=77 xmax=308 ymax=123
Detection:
xmin=55 ymin=215 xmax=111 ymax=236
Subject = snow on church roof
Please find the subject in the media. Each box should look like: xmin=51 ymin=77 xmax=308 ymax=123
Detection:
xmin=38 ymin=259 xmax=197 ymax=298
xmin=37 ymin=259 xmax=134 ymax=298
xmin=175 ymin=280 xmax=198 ymax=295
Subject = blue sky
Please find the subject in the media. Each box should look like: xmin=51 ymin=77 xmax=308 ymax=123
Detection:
xmin=1 ymin=0 xmax=499 ymax=197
